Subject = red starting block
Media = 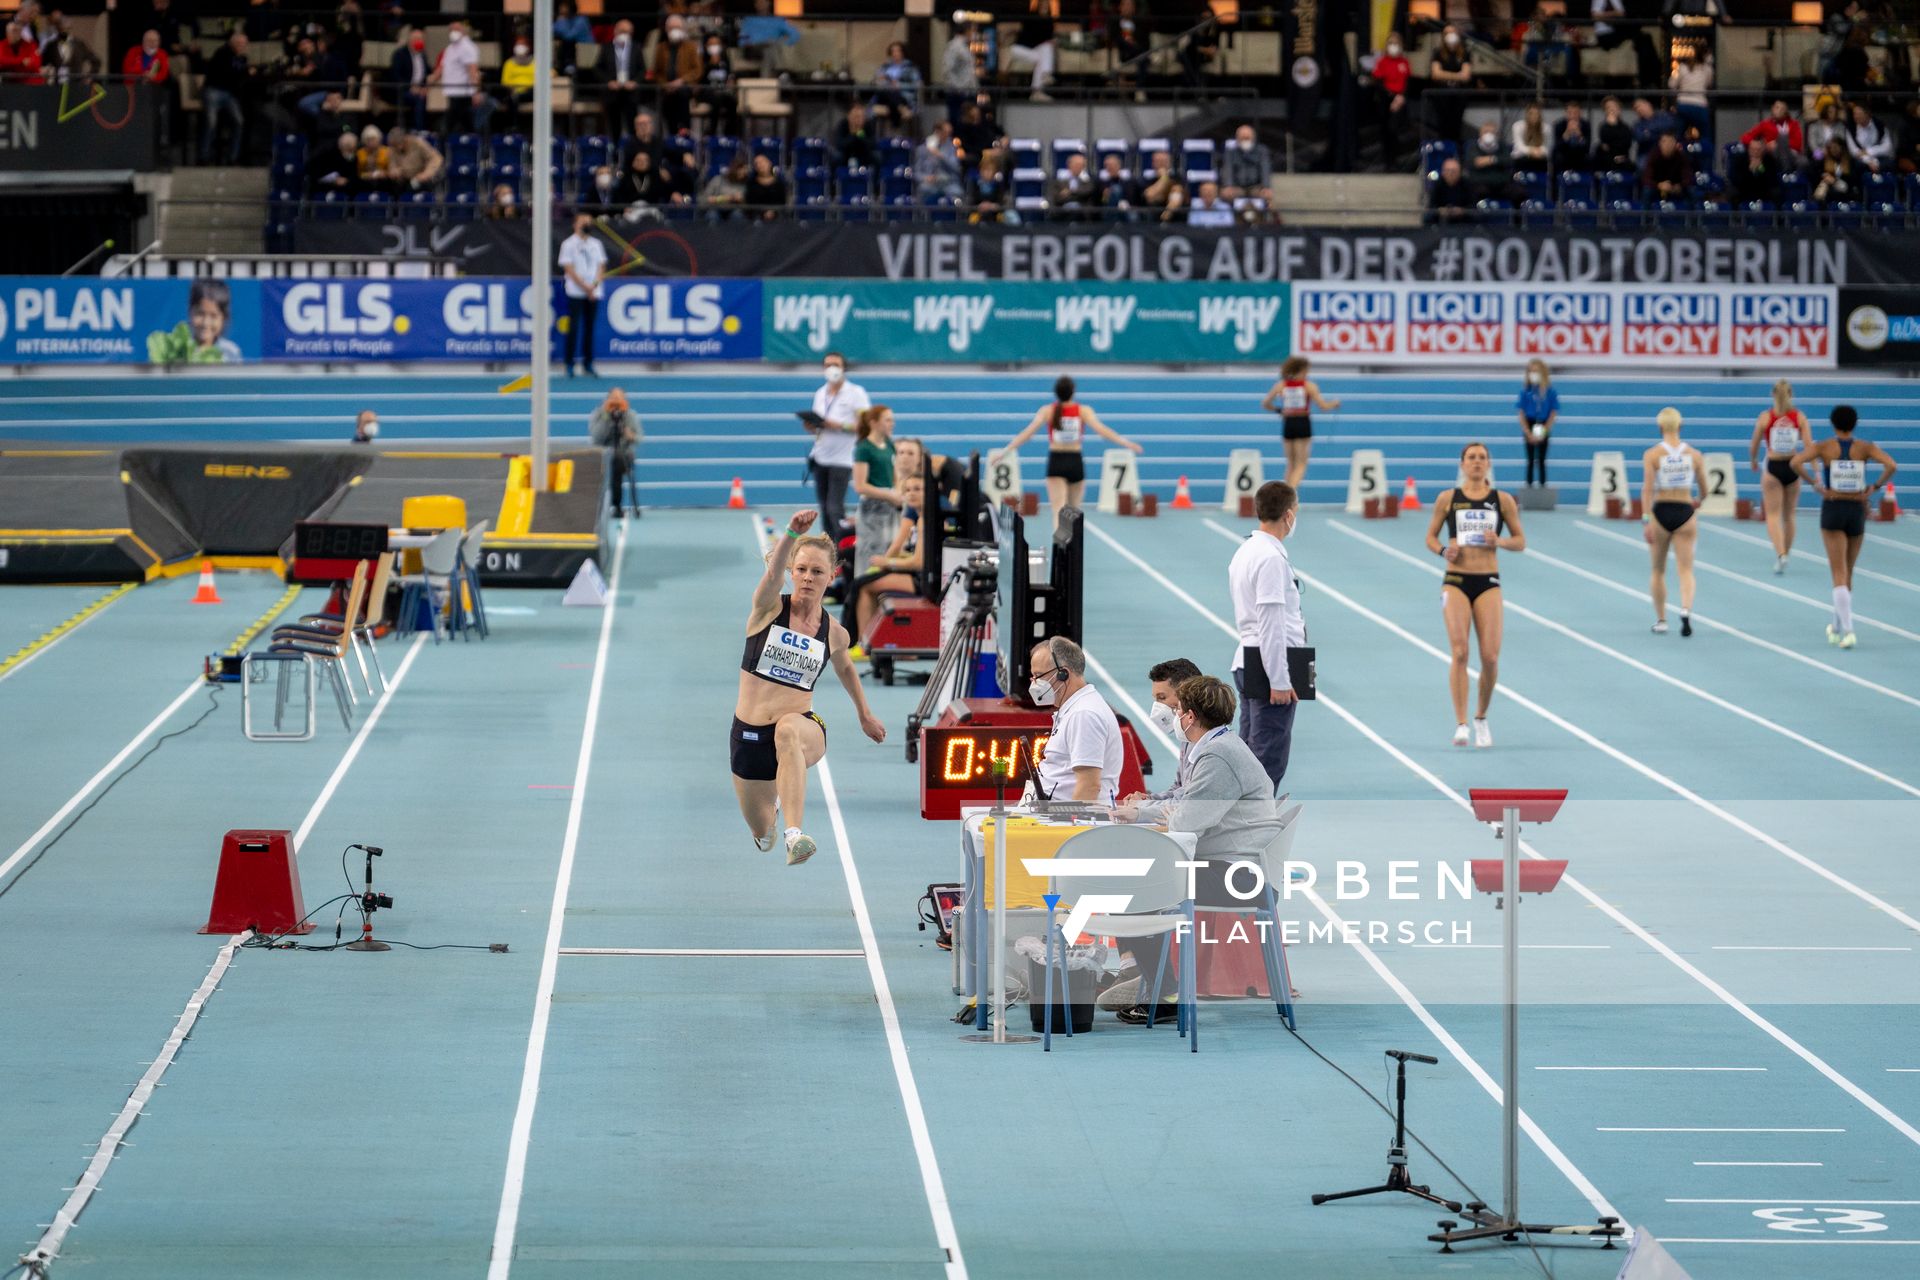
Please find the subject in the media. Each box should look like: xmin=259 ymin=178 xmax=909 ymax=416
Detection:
xmin=1877 ymin=500 xmax=1898 ymax=522
xmin=1735 ymin=498 xmax=1754 ymax=520
xmin=1239 ymin=495 xmax=1255 ymax=518
xmin=200 ymin=829 xmax=312 ymax=934
xmin=1604 ymin=497 xmax=1624 ymax=520
xmin=1138 ymin=494 xmax=1158 ymax=517
xmin=1117 ymin=492 xmax=1134 ymax=516
xmin=1022 ymin=492 xmax=1039 ymax=517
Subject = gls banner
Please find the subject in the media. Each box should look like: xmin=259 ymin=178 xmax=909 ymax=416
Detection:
xmin=1291 ymin=282 xmax=1835 ymax=368
xmin=260 ymin=278 xmax=761 ymax=361
xmin=764 ymin=280 xmax=1288 ymax=364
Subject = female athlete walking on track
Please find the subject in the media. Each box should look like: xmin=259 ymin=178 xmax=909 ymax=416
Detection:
xmin=1749 ymin=379 xmax=1813 ymax=574
xmin=1261 ymin=356 xmax=1340 ymax=490
xmin=1794 ymin=405 xmax=1898 ymax=649
xmin=731 ymin=510 xmax=887 ymax=865
xmin=992 ymin=376 xmax=1142 ymax=533
xmin=1642 ymin=407 xmax=1706 ymax=637
xmin=1425 ymin=442 xmax=1525 ymax=748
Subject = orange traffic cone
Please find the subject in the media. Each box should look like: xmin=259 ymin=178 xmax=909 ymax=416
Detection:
xmin=727 ymin=477 xmax=746 ymax=509
xmin=1884 ymin=480 xmax=1902 ymax=519
xmin=1172 ymin=475 xmax=1195 ymax=509
xmin=1400 ymin=476 xmax=1421 ymax=511
xmin=190 ymin=560 xmax=223 ymax=605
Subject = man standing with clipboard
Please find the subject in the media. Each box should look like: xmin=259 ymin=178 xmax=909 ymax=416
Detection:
xmin=800 ymin=351 xmax=869 ymax=540
xmin=1228 ymin=480 xmax=1312 ymax=790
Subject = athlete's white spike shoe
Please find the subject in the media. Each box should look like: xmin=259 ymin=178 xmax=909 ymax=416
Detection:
xmin=753 ymin=832 xmax=775 ymax=853
xmin=1827 ymin=624 xmax=1840 ymax=646
xmin=1651 ymin=620 xmax=1669 ymax=635
xmin=1473 ymin=718 xmax=1493 ymax=749
xmin=1451 ymin=723 xmax=1471 ymax=748
xmin=785 ymin=831 xmax=817 ymax=865
xmin=1839 ymin=631 xmax=1858 ymax=650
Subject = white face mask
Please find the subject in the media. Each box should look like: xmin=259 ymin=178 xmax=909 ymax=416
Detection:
xmin=360 ymin=419 xmax=379 ymax=439
xmin=667 ymin=28 xmax=685 ymax=42
xmin=1028 ymin=676 xmax=1057 ymax=707
xmin=514 ymin=43 xmax=529 ymax=57
xmin=1147 ymin=701 xmax=1179 ymax=738
xmin=450 ymin=30 xmax=466 ymax=43
xmin=614 ymin=33 xmax=629 ymax=47
xmin=1386 ymin=43 xmax=1401 ymax=56
xmin=1526 ymin=372 xmax=1541 ymax=385
xmin=824 ymin=364 xmax=844 ymax=384
xmin=1444 ymin=33 xmax=1460 ymax=47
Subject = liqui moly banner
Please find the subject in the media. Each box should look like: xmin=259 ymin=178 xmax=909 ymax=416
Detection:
xmin=1290 ymin=282 xmax=1835 ymax=368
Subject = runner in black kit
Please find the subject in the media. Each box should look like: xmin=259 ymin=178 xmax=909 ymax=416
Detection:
xmin=1424 ymin=442 xmax=1525 ymax=748
xmin=1260 ymin=356 xmax=1340 ymax=490
xmin=732 ymin=510 xmax=886 ymax=864
xmin=1794 ymin=405 xmax=1898 ymax=650
xmin=992 ymin=375 xmax=1142 ymax=533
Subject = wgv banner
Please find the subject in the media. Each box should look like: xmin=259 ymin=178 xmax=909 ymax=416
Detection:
xmin=0 ymin=277 xmax=262 ymax=365
xmin=763 ymin=281 xmax=1289 ymax=364
xmin=1290 ymin=281 xmax=1837 ymax=368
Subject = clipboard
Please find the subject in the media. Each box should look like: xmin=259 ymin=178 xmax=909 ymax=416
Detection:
xmin=1241 ymin=646 xmax=1316 ymax=701
xmin=797 ymin=410 xmax=826 ymax=431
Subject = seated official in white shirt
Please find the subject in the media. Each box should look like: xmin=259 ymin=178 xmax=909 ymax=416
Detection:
xmin=1118 ymin=656 xmax=1202 ymax=811
xmin=1227 ymin=480 xmax=1305 ymax=790
xmin=1028 ymin=636 xmax=1122 ymax=806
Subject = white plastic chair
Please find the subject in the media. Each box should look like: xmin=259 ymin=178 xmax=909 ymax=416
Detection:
xmin=455 ymin=517 xmax=492 ymax=640
xmin=1040 ymin=825 xmax=1197 ymax=1052
xmin=395 ymin=528 xmax=462 ymax=642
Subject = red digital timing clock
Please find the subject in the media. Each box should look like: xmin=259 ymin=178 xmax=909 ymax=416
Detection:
xmin=918 ymin=727 xmax=1050 ymax=819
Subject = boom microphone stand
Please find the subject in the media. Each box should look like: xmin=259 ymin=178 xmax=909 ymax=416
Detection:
xmin=1312 ymin=1050 xmax=1463 ymax=1213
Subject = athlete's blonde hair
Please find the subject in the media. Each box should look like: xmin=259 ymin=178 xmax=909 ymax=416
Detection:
xmin=1657 ymin=407 xmax=1683 ymax=435
xmin=771 ymin=532 xmax=838 ymax=572
xmin=1771 ymin=379 xmax=1794 ymax=413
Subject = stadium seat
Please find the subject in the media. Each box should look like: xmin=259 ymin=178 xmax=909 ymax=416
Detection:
xmin=316 ymin=190 xmax=350 ymax=220
xmin=1095 ymin=137 xmax=1131 ymax=178
xmin=273 ymin=160 xmax=303 ymax=189
xmin=706 ymin=135 xmax=741 ymax=176
xmin=1692 ymin=171 xmax=1726 ymax=198
xmin=448 ymin=132 xmax=482 ymax=169
xmin=797 ymin=194 xmax=832 ymax=221
xmin=881 ymin=165 xmax=913 ymax=203
xmin=1181 ymin=138 xmax=1217 ymax=184
xmin=400 ymin=189 xmax=436 ymax=222
xmin=794 ymin=135 xmax=827 ymax=171
xmin=877 ymin=137 xmax=913 ymax=171
xmin=550 ymin=136 xmax=571 ymax=171
xmin=448 ymin=191 xmax=479 ymax=222
xmin=1596 ymin=169 xmax=1635 ymax=203
xmin=1052 ymin=137 xmax=1086 ymax=175
xmin=271 ymin=187 xmax=301 ymax=216
xmin=1561 ymin=197 xmax=1599 ymax=230
xmin=1778 ymin=171 xmax=1808 ymax=204
xmin=1556 ymin=169 xmax=1593 ymax=205
xmin=355 ymin=190 xmax=392 ymax=219
xmin=490 ymin=161 xmax=523 ymax=192
xmin=1606 ymin=197 xmax=1647 ymax=229
xmin=1013 ymin=166 xmax=1046 ymax=213
xmin=578 ymin=134 xmax=610 ymax=172
xmin=1135 ymin=136 xmax=1169 ymax=174
xmin=921 ymin=193 xmax=958 ymax=223
xmin=883 ymin=192 xmax=913 ymax=220
xmin=794 ymin=168 xmax=829 ymax=204
xmin=1863 ymin=172 xmax=1898 ymax=206
xmin=491 ymin=132 xmax=527 ymax=162
xmin=1902 ymin=173 xmax=1920 ymax=207
xmin=1009 ymin=137 xmax=1043 ymax=171
xmin=448 ymin=163 xmax=480 ymax=197
xmin=264 ymin=221 xmax=295 ymax=254
xmin=1513 ymin=170 xmax=1550 ymax=203
xmin=1521 ymin=198 xmax=1555 ymax=229
xmin=750 ymin=135 xmax=784 ymax=167
xmin=834 ymin=164 xmax=872 ymax=201
xmin=1827 ymin=200 xmax=1864 ymax=228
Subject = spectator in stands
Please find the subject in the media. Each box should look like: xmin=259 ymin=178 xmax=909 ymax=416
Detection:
xmin=1132 ymin=149 xmax=1177 ymax=215
xmin=913 ymin=121 xmax=964 ymax=203
xmin=954 ymin=100 xmax=1000 ymax=172
xmin=329 ymin=1 xmax=366 ymax=76
xmin=1 ymin=20 xmax=47 ymax=83
xmin=558 ymin=211 xmax=604 ymax=376
xmin=553 ymin=1 xmax=593 ymax=46
xmin=1590 ymin=0 xmax=1659 ymax=85
xmin=276 ymin=33 xmax=323 ymax=119
xmin=1048 ymin=152 xmax=1097 ymax=220
xmin=702 ymin=152 xmax=750 ymax=215
xmin=300 ymin=32 xmax=353 ymax=132
xmin=941 ymin=17 xmax=979 ymax=123
xmin=1186 ymin=180 xmax=1234 ymax=228
xmin=621 ymin=110 xmax=665 ymax=173
xmin=616 ymin=149 xmax=675 ymax=208
xmin=740 ymin=0 xmax=801 ymax=79
xmin=1819 ymin=1 xmax=1865 ymax=82
xmin=200 ymin=32 xmax=258 ymax=164
xmin=489 ymin=183 xmax=520 ymax=218
xmin=579 ymin=165 xmax=619 ymax=214
xmin=597 ymin=21 xmax=643 ymax=139
xmin=382 ymin=124 xmax=441 ymax=193
xmin=1898 ymin=101 xmax=1920 ymax=176
xmin=122 ymin=28 xmax=169 ymax=92
xmin=1468 ymin=119 xmax=1509 ymax=192
xmin=1178 ymin=24 xmax=1218 ymax=90
xmin=1668 ymin=49 xmax=1713 ymax=145
xmin=833 ymin=102 xmax=875 ymax=169
xmin=1011 ymin=0 xmax=1057 ymax=103
xmin=1425 ymin=156 xmax=1475 ymax=223
xmin=1158 ymin=180 xmax=1189 ymax=223
xmin=1095 ymin=152 xmax=1130 ymax=214
xmin=1369 ymin=32 xmax=1411 ymax=166
xmin=1630 ymin=96 xmax=1679 ymax=159
xmin=433 ymin=21 xmax=494 ymax=136
xmin=1521 ymin=2 xmax=1573 ymax=78
xmin=1221 ymin=124 xmax=1273 ymax=206
xmin=1111 ymin=0 xmax=1146 ymax=97
xmin=1593 ymin=96 xmax=1633 ymax=170
xmin=355 ymin=123 xmax=389 ymax=185
xmin=1741 ymin=99 xmax=1804 ymax=166
xmin=1811 ymin=137 xmax=1856 ymax=205
xmin=1641 ymin=131 xmax=1692 ymax=201
xmin=871 ymin=41 xmax=921 ymax=134
xmin=652 ymin=14 xmax=702 ymax=135
xmin=1425 ymin=24 xmax=1473 ymax=146
xmin=308 ymin=129 xmax=360 ymax=196
xmin=742 ymin=151 xmax=789 ymax=220
xmin=689 ymin=0 xmax=726 ymax=42
xmin=496 ymin=34 xmax=537 ymax=131
xmin=1806 ymin=95 xmax=1844 ymax=158
xmin=1845 ymin=101 xmax=1894 ymax=175
xmin=390 ymin=27 xmax=431 ymax=132
xmin=1552 ymin=101 xmax=1589 ymax=173
xmin=699 ymin=30 xmax=741 ymax=137
xmin=1511 ymin=102 xmax=1549 ymax=173
xmin=39 ymin=12 xmax=96 ymax=84
xmin=1729 ymin=137 xmax=1782 ymax=205
xmin=1828 ymin=26 xmax=1871 ymax=95
xmin=143 ymin=0 xmax=187 ymax=65
xmin=244 ymin=0 xmax=287 ymax=47
xmin=972 ymin=149 xmax=1010 ymax=222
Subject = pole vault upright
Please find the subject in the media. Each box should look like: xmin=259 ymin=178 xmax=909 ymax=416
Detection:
xmin=529 ymin=0 xmax=554 ymax=491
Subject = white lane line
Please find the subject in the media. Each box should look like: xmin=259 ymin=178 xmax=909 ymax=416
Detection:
xmin=488 ymin=523 xmax=627 ymax=1280
xmin=1080 ymin=647 xmax=1628 ymax=1230
xmin=1658 ymin=1239 xmax=1920 ymax=1246
xmin=1670 ymin=1199 xmax=1920 ymax=1204
xmin=1408 ymin=943 xmax=1612 ymax=949
xmin=1521 ymin=541 xmax=1920 ymax=710
xmin=557 ymin=947 xmax=865 ymax=958
xmin=1602 ymin=1128 xmax=1845 ymax=1133
xmin=22 ymin=631 xmax=428 ymax=1273
xmin=1714 ymin=945 xmax=1911 ymax=952
xmin=1577 ymin=519 xmax=1920 ymax=644
xmin=0 ymin=679 xmax=203 ymax=891
xmin=1094 ymin=517 xmax=1920 ymax=1153
xmin=1701 ymin=520 xmax=1920 ymax=595
xmin=1218 ymin=521 xmax=1920 ymax=938
xmin=1871 ymin=535 xmax=1920 ymax=555
xmin=1889 ymin=1069 xmax=1920 ymax=1073
xmin=1332 ymin=521 xmax=1920 ymax=799
xmin=1539 ymin=1067 xmax=1767 ymax=1072
xmin=1694 ymin=1162 xmax=1823 ymax=1167
xmin=753 ymin=511 xmax=967 ymax=1278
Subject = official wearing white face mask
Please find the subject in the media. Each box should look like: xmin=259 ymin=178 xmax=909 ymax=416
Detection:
xmin=353 ymin=410 xmax=380 ymax=443
xmin=1028 ymin=637 xmax=1123 ymax=807
xmin=1116 ymin=658 xmax=1202 ymax=815
xmin=806 ymin=352 xmax=868 ymax=536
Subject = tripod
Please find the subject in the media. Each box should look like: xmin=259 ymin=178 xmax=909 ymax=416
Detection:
xmin=1312 ymin=1050 xmax=1462 ymax=1214
xmin=905 ymin=556 xmax=995 ymax=761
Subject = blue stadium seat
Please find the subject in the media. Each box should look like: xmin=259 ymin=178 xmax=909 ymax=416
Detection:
xmin=491 ymin=132 xmax=527 ymax=163
xmin=877 ymin=137 xmax=913 ymax=171
xmin=1556 ymin=169 xmax=1592 ymax=205
xmin=1596 ymin=169 xmax=1635 ymax=203
xmin=316 ymin=190 xmax=350 ymax=220
xmin=1012 ymin=166 xmax=1046 ymax=215
xmin=355 ymin=190 xmax=392 ymax=219
xmin=1692 ymin=171 xmax=1726 ymax=198
xmin=797 ymin=194 xmax=832 ymax=221
xmin=448 ymin=191 xmax=479 ymax=222
xmin=1473 ymin=198 xmax=1514 ymax=227
xmin=448 ymin=163 xmax=480 ymax=196
xmin=706 ymin=135 xmax=741 ymax=176
xmin=1181 ymin=138 xmax=1217 ymax=184
xmin=794 ymin=135 xmax=828 ymax=171
xmin=1863 ymin=172 xmax=1898 ymax=206
xmin=1095 ymin=137 xmax=1131 ymax=179
xmin=272 ymin=132 xmax=306 ymax=169
xmin=1778 ymin=171 xmax=1808 ymax=203
xmin=1135 ymin=135 xmax=1169 ymax=175
xmin=490 ymin=161 xmax=523 ymax=191
xmin=834 ymin=164 xmax=872 ymax=201
xmin=550 ymin=136 xmax=570 ymax=171
xmin=1009 ymin=137 xmax=1043 ymax=171
xmin=1052 ymin=137 xmax=1086 ymax=174
xmin=400 ymin=189 xmax=436 ymax=222
xmin=578 ymin=134 xmax=610 ymax=172
xmin=1827 ymin=200 xmax=1864 ymax=228
xmin=1560 ymin=198 xmax=1599 ymax=230
xmin=1603 ymin=197 xmax=1643 ymax=229
xmin=264 ymin=222 xmax=295 ymax=254
xmin=921 ymin=193 xmax=958 ymax=223
xmin=1902 ymin=173 xmax=1920 ymax=207
xmin=449 ymin=132 xmax=482 ymax=168
xmin=273 ymin=160 xmax=303 ymax=189
xmin=884 ymin=192 xmax=914 ymax=216
xmin=750 ymin=135 xmax=784 ymax=167
xmin=1521 ymin=198 xmax=1555 ymax=229
xmin=1513 ymin=170 xmax=1550 ymax=203
xmin=880 ymin=165 xmax=913 ymax=203
xmin=794 ymin=168 xmax=828 ymax=203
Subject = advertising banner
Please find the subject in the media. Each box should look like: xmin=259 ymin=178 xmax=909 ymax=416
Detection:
xmin=763 ymin=280 xmax=1288 ymax=363
xmin=1289 ymin=282 xmax=1836 ymax=368
xmin=0 ymin=277 xmax=260 ymax=365
xmin=0 ymin=83 xmax=159 ymax=172
xmin=295 ymin=219 xmax=1898 ymax=286
xmin=1836 ymin=288 xmax=1920 ymax=367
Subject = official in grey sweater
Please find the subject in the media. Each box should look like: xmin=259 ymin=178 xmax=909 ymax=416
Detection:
xmin=588 ymin=387 xmax=642 ymax=518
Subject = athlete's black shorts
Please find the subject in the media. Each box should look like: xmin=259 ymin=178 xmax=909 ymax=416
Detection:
xmin=1443 ymin=571 xmax=1501 ymax=605
xmin=1281 ymin=415 xmax=1312 ymax=442
xmin=1820 ymin=500 xmax=1867 ymax=537
xmin=729 ymin=712 xmax=826 ymax=781
xmin=1045 ymin=450 xmax=1085 ymax=483
xmin=1652 ymin=501 xmax=1695 ymax=533
xmin=1766 ymin=459 xmax=1801 ymax=488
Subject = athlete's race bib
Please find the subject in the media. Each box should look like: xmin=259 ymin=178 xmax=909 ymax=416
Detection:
xmin=1280 ymin=384 xmax=1308 ymax=414
xmin=756 ymin=627 xmax=825 ymax=689
xmin=1052 ymin=412 xmax=1083 ymax=446
xmin=1657 ymin=454 xmax=1695 ymax=491
xmin=1830 ymin=459 xmax=1867 ymax=493
xmin=1455 ymin=507 xmax=1497 ymax=547
xmin=1768 ymin=423 xmax=1801 ymax=454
